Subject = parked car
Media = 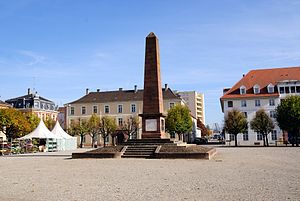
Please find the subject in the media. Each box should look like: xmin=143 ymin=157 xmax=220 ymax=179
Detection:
xmin=288 ymin=136 xmax=300 ymax=145
xmin=194 ymin=137 xmax=208 ymax=145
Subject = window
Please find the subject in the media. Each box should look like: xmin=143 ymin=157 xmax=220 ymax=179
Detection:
xmin=34 ymin=102 xmax=40 ymax=108
xmin=104 ymin=105 xmax=109 ymax=114
xmin=118 ymin=118 xmax=123 ymax=126
xmin=255 ymin=99 xmax=260 ymax=107
xmin=291 ymin=86 xmax=296 ymax=93
xmin=82 ymin=135 xmax=86 ymax=143
xmin=269 ymin=99 xmax=275 ymax=106
xmin=271 ymin=130 xmax=277 ymax=141
xmin=131 ymin=104 xmax=136 ymax=113
xmin=81 ymin=106 xmax=86 ymax=115
xmin=118 ymin=105 xmax=123 ymax=113
xmin=70 ymin=107 xmax=75 ymax=115
xmin=93 ymin=106 xmax=98 ymax=114
xmin=253 ymin=84 xmax=260 ymax=94
xmin=243 ymin=131 xmax=249 ymax=141
xmin=228 ymin=101 xmax=233 ymax=108
xmin=296 ymin=86 xmax=300 ymax=93
xmin=229 ymin=134 xmax=235 ymax=141
xmin=285 ymin=87 xmax=290 ymax=94
xmin=279 ymin=87 xmax=284 ymax=94
xmin=105 ymin=135 xmax=109 ymax=143
xmin=243 ymin=112 xmax=247 ymax=118
xmin=241 ymin=100 xmax=247 ymax=107
xmin=268 ymin=84 xmax=274 ymax=93
xmin=240 ymin=86 xmax=246 ymax=95
xmin=257 ymin=133 xmax=263 ymax=141
xmin=169 ymin=102 xmax=175 ymax=109
xmin=270 ymin=111 xmax=276 ymax=118
xmin=170 ymin=132 xmax=176 ymax=138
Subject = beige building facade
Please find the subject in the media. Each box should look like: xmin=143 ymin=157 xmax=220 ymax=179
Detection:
xmin=178 ymin=91 xmax=205 ymax=124
xmin=66 ymin=87 xmax=183 ymax=147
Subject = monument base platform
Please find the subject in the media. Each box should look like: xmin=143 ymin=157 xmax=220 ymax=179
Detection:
xmin=142 ymin=133 xmax=164 ymax=139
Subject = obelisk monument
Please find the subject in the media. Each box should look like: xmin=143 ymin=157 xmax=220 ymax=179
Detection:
xmin=140 ymin=32 xmax=165 ymax=139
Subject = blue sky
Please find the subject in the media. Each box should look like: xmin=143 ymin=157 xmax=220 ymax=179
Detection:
xmin=1 ymin=0 xmax=300 ymax=128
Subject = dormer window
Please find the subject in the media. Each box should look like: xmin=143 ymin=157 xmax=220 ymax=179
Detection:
xmin=240 ymin=85 xmax=246 ymax=95
xmin=253 ymin=84 xmax=260 ymax=94
xmin=267 ymin=84 xmax=274 ymax=93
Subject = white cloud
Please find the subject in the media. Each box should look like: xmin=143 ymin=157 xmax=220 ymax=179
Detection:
xmin=18 ymin=50 xmax=46 ymax=66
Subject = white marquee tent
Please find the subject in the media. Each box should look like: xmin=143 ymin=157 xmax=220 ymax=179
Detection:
xmin=20 ymin=119 xmax=61 ymax=152
xmin=20 ymin=119 xmax=58 ymax=139
xmin=51 ymin=121 xmax=77 ymax=151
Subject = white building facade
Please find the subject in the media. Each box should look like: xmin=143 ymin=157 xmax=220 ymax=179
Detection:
xmin=178 ymin=91 xmax=205 ymax=124
xmin=220 ymin=66 xmax=300 ymax=146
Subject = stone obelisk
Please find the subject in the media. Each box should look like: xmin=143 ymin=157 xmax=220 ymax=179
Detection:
xmin=140 ymin=32 xmax=165 ymax=139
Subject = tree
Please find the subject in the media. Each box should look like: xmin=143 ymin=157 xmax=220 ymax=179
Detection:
xmin=197 ymin=119 xmax=209 ymax=137
xmin=250 ymin=109 xmax=274 ymax=146
xmin=68 ymin=119 xmax=88 ymax=148
xmin=99 ymin=116 xmax=117 ymax=147
xmin=165 ymin=104 xmax=193 ymax=141
xmin=276 ymin=95 xmax=300 ymax=146
xmin=121 ymin=116 xmax=139 ymax=139
xmin=0 ymin=108 xmax=32 ymax=140
xmin=224 ymin=109 xmax=248 ymax=147
xmin=45 ymin=117 xmax=56 ymax=130
xmin=25 ymin=113 xmax=40 ymax=132
xmin=87 ymin=114 xmax=101 ymax=148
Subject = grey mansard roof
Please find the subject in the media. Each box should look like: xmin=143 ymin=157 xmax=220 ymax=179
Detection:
xmin=68 ymin=88 xmax=181 ymax=104
xmin=5 ymin=94 xmax=54 ymax=103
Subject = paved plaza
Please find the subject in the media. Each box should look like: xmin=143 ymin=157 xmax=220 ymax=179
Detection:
xmin=0 ymin=147 xmax=299 ymax=201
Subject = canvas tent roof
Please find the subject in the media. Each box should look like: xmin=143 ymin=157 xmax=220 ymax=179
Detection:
xmin=20 ymin=119 xmax=60 ymax=139
xmin=51 ymin=121 xmax=73 ymax=139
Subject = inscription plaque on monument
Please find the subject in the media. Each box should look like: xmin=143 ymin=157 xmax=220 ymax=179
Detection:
xmin=145 ymin=119 xmax=157 ymax=132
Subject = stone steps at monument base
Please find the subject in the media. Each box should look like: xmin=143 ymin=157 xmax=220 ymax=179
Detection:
xmin=127 ymin=147 xmax=156 ymax=151
xmin=121 ymin=154 xmax=153 ymax=158
xmin=121 ymin=145 xmax=157 ymax=158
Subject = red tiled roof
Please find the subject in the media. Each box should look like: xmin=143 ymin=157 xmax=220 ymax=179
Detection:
xmin=221 ymin=66 xmax=300 ymax=100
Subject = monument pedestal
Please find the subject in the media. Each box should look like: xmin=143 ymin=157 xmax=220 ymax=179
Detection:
xmin=140 ymin=113 xmax=166 ymax=139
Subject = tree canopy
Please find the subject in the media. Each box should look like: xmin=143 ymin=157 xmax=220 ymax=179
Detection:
xmin=68 ymin=119 xmax=89 ymax=148
xmin=99 ymin=116 xmax=117 ymax=147
xmin=165 ymin=104 xmax=193 ymax=141
xmin=0 ymin=108 xmax=33 ymax=139
xmin=250 ymin=109 xmax=274 ymax=146
xmin=224 ymin=109 xmax=248 ymax=146
xmin=87 ymin=114 xmax=101 ymax=147
xmin=276 ymin=95 xmax=300 ymax=146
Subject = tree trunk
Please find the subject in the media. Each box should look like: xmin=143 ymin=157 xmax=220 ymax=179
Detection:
xmin=178 ymin=133 xmax=181 ymax=141
xmin=103 ymin=136 xmax=106 ymax=147
xmin=262 ymin=135 xmax=266 ymax=146
xmin=80 ymin=135 xmax=84 ymax=148
xmin=234 ymin=134 xmax=238 ymax=147
xmin=265 ymin=134 xmax=269 ymax=147
xmin=91 ymin=136 xmax=94 ymax=148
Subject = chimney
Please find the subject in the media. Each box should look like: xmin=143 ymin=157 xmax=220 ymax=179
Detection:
xmin=134 ymin=85 xmax=137 ymax=93
xmin=28 ymin=88 xmax=31 ymax=95
xmin=119 ymin=88 xmax=123 ymax=91
xmin=242 ymin=74 xmax=245 ymax=77
xmin=97 ymin=89 xmax=100 ymax=92
xmin=165 ymin=83 xmax=168 ymax=91
xmin=86 ymin=88 xmax=89 ymax=95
